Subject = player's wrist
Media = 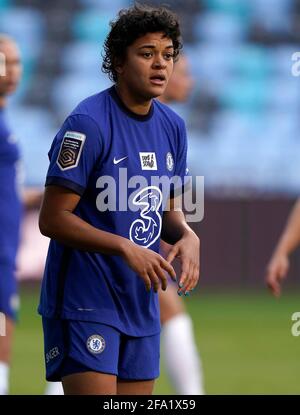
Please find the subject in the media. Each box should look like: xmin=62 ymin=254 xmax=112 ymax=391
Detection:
xmin=274 ymin=238 xmax=294 ymax=257
xmin=182 ymin=227 xmax=198 ymax=242
xmin=118 ymin=238 xmax=134 ymax=259
xmin=276 ymin=231 xmax=300 ymax=256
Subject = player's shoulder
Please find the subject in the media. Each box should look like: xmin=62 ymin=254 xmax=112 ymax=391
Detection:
xmin=153 ymin=99 xmax=185 ymax=129
xmin=67 ymin=87 xmax=112 ymax=128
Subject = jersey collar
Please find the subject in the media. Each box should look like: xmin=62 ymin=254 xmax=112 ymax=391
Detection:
xmin=109 ymin=86 xmax=154 ymax=122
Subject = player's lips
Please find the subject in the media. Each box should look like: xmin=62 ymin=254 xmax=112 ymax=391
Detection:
xmin=149 ymin=74 xmax=166 ymax=85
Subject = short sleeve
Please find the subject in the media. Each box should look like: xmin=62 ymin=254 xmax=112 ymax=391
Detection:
xmin=170 ymin=120 xmax=191 ymax=198
xmin=45 ymin=114 xmax=102 ymax=195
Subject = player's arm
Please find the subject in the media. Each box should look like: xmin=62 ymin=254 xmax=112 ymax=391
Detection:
xmin=39 ymin=185 xmax=176 ymax=292
xmin=161 ymin=195 xmax=200 ymax=295
xmin=266 ymin=198 xmax=300 ymax=297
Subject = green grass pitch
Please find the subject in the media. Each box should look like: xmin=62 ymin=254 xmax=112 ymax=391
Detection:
xmin=9 ymin=284 xmax=300 ymax=394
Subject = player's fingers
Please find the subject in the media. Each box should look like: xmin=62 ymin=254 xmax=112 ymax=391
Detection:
xmin=141 ymin=273 xmax=152 ymax=292
xmin=160 ymin=258 xmax=177 ymax=282
xmin=178 ymin=256 xmax=190 ymax=293
xmin=153 ymin=264 xmax=168 ymax=291
xmin=265 ymin=265 xmax=278 ymax=285
xmin=185 ymin=264 xmax=199 ymax=293
xmin=184 ymin=263 xmax=198 ymax=294
xmin=148 ymin=269 xmax=160 ymax=293
xmin=166 ymin=245 xmax=179 ymax=265
xmin=266 ymin=277 xmax=280 ymax=297
xmin=271 ymin=283 xmax=281 ymax=297
xmin=266 ymin=272 xmax=276 ymax=289
xmin=266 ymin=259 xmax=288 ymax=296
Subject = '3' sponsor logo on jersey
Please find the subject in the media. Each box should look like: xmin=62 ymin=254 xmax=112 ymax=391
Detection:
xmin=129 ymin=186 xmax=162 ymax=248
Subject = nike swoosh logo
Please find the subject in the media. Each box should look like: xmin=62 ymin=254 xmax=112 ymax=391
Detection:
xmin=113 ymin=156 xmax=128 ymax=165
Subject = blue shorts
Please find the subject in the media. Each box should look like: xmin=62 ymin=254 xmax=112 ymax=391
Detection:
xmin=42 ymin=318 xmax=160 ymax=381
xmin=0 ymin=262 xmax=19 ymax=321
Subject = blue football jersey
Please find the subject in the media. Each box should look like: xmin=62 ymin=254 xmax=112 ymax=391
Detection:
xmin=38 ymin=86 xmax=190 ymax=337
xmin=0 ymin=108 xmax=22 ymax=266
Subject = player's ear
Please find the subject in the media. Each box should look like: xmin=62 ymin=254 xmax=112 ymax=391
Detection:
xmin=115 ymin=63 xmax=124 ymax=75
xmin=114 ymin=55 xmax=126 ymax=76
xmin=115 ymin=66 xmax=123 ymax=75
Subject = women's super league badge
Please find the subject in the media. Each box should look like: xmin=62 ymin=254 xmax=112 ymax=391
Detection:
xmin=57 ymin=131 xmax=86 ymax=171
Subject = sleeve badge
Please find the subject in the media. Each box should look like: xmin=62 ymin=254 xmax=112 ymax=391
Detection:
xmin=56 ymin=131 xmax=86 ymax=171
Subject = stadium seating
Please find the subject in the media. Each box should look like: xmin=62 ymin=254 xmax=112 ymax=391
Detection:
xmin=2 ymin=0 xmax=299 ymax=194
xmin=51 ymin=74 xmax=111 ymax=121
xmin=0 ymin=0 xmax=12 ymax=10
xmin=61 ymin=41 xmax=104 ymax=76
xmin=72 ymin=10 xmax=113 ymax=43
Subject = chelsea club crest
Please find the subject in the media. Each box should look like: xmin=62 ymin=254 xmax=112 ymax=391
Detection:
xmin=87 ymin=334 xmax=106 ymax=354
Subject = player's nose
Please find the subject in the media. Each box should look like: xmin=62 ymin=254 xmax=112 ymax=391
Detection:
xmin=152 ymin=56 xmax=167 ymax=69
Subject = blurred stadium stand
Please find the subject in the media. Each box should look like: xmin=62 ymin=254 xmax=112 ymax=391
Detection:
xmin=0 ymin=0 xmax=298 ymax=194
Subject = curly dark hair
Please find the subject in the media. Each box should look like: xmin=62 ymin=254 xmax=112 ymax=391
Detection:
xmin=102 ymin=3 xmax=182 ymax=83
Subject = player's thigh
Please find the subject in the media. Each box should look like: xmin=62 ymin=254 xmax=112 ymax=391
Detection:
xmin=62 ymin=371 xmax=117 ymax=395
xmin=117 ymin=379 xmax=155 ymax=395
xmin=159 ymin=283 xmax=185 ymax=325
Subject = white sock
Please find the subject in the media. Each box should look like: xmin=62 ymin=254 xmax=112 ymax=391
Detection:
xmin=44 ymin=381 xmax=64 ymax=395
xmin=0 ymin=362 xmax=9 ymax=395
xmin=161 ymin=313 xmax=205 ymax=395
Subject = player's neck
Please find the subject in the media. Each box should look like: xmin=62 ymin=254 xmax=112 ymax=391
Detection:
xmin=115 ymin=83 xmax=152 ymax=116
xmin=157 ymin=95 xmax=170 ymax=104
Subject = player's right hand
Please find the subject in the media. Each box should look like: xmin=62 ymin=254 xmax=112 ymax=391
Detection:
xmin=121 ymin=241 xmax=177 ymax=292
xmin=265 ymin=252 xmax=289 ymax=297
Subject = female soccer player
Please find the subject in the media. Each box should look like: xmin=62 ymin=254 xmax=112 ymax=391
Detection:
xmin=0 ymin=35 xmax=23 ymax=395
xmin=38 ymin=4 xmax=200 ymax=395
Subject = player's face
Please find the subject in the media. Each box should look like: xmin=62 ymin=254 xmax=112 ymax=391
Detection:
xmin=0 ymin=40 xmax=22 ymax=96
xmin=117 ymin=32 xmax=174 ymax=100
xmin=163 ymin=56 xmax=194 ymax=102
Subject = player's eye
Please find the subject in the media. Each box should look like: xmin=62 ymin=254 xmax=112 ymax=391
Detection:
xmin=142 ymin=52 xmax=153 ymax=58
xmin=164 ymin=52 xmax=174 ymax=60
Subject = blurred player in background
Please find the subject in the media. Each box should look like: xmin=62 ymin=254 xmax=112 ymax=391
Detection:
xmin=38 ymin=4 xmax=200 ymax=395
xmin=266 ymin=199 xmax=300 ymax=297
xmin=158 ymin=55 xmax=204 ymax=394
xmin=0 ymin=35 xmax=22 ymax=395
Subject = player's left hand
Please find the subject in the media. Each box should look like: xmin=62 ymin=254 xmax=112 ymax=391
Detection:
xmin=166 ymin=229 xmax=200 ymax=296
